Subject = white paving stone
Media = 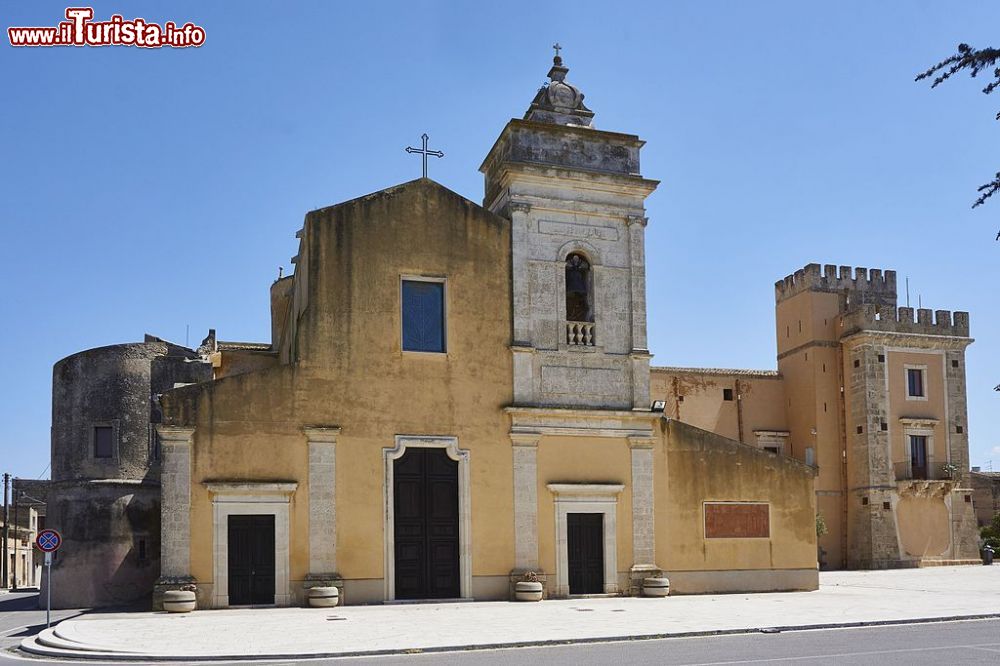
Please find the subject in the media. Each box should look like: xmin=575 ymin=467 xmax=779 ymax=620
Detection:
xmin=23 ymin=567 xmax=1000 ymax=660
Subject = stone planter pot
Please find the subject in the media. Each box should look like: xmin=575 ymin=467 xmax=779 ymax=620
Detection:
xmin=514 ymin=581 xmax=543 ymax=602
xmin=642 ymin=577 xmax=670 ymax=597
xmin=307 ymin=586 xmax=340 ymax=608
xmin=162 ymin=590 xmax=196 ymax=613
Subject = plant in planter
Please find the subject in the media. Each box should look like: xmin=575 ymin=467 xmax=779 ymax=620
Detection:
xmin=514 ymin=571 xmax=543 ymax=602
xmin=162 ymin=584 xmax=197 ymax=613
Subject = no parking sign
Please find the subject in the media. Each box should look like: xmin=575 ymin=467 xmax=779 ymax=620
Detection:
xmin=34 ymin=528 xmax=61 ymax=627
xmin=35 ymin=529 xmax=61 ymax=552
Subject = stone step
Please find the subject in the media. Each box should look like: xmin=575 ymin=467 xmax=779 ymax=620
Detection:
xmin=20 ymin=634 xmax=133 ymax=661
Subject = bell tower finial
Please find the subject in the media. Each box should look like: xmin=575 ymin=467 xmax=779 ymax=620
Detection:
xmin=524 ymin=45 xmax=594 ymax=126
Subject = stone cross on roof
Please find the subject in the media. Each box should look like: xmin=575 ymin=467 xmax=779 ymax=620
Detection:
xmin=405 ymin=133 xmax=444 ymax=179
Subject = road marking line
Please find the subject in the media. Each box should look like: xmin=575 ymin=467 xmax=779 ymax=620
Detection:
xmin=679 ymin=642 xmax=1000 ymax=665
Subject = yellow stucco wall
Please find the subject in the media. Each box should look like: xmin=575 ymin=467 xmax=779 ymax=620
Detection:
xmin=657 ymin=420 xmax=818 ymax=592
xmin=160 ymin=180 xmax=821 ymax=605
xmin=163 ymin=180 xmax=515 ymax=602
xmin=535 ymin=437 xmax=633 ymax=580
xmin=649 ymin=369 xmax=787 ymax=445
xmin=887 ymin=350 xmax=948 ymax=471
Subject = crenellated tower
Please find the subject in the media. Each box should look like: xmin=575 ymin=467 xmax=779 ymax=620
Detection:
xmin=480 ymin=53 xmax=659 ymax=410
xmin=775 ymin=263 xmax=979 ymax=569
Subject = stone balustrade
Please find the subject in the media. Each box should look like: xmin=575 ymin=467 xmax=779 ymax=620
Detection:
xmin=565 ymin=321 xmax=595 ymax=346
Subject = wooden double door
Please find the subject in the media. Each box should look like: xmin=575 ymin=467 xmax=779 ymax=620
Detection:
xmin=567 ymin=512 xmax=604 ymax=595
xmin=227 ymin=514 xmax=275 ymax=606
xmin=393 ymin=447 xmax=460 ymax=599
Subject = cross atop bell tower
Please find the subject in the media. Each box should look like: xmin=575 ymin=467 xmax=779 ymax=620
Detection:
xmin=479 ymin=52 xmax=659 ymax=411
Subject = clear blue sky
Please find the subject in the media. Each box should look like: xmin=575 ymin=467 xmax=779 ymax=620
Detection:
xmin=2 ymin=1 xmax=998 ymax=480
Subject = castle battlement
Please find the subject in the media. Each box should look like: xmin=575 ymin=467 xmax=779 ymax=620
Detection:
xmin=775 ymin=263 xmax=897 ymax=305
xmin=839 ymin=303 xmax=970 ymax=338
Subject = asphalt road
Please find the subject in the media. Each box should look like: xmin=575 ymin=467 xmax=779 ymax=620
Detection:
xmin=0 ymin=596 xmax=996 ymax=665
xmin=0 ymin=591 xmax=83 ymax=656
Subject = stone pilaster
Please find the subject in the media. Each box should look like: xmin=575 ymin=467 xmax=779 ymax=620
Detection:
xmin=156 ymin=426 xmax=194 ymax=578
xmin=845 ymin=341 xmax=899 ymax=568
xmin=303 ymin=427 xmax=340 ymax=578
xmin=944 ymin=349 xmax=971 ymax=482
xmin=509 ymin=201 xmax=532 ymax=346
xmin=625 ymin=215 xmax=649 ymax=352
xmin=628 ymin=436 xmax=656 ymax=569
xmin=511 ymin=433 xmax=540 ymax=572
xmin=153 ymin=425 xmax=196 ymax=609
xmin=944 ymin=349 xmax=979 ymax=560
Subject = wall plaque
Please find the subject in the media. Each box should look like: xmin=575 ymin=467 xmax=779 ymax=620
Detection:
xmin=704 ymin=502 xmax=770 ymax=538
xmin=538 ymin=220 xmax=619 ymax=242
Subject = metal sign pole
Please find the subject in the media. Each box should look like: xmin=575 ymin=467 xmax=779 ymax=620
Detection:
xmin=45 ymin=551 xmax=51 ymax=628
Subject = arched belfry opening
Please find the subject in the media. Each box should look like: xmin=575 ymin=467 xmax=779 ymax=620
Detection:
xmin=565 ymin=253 xmax=593 ymax=323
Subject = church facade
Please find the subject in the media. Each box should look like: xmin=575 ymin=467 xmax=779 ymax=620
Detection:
xmin=44 ymin=54 xmax=979 ymax=610
xmin=153 ymin=55 xmax=820 ymax=607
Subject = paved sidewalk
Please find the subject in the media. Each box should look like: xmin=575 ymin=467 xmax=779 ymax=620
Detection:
xmin=18 ymin=567 xmax=1000 ymax=661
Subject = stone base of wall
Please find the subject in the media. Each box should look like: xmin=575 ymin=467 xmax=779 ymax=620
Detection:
xmin=915 ymin=559 xmax=982 ymax=567
xmin=664 ymin=568 xmax=818 ymax=594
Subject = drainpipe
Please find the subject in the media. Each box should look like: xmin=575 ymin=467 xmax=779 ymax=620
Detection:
xmin=736 ymin=379 xmax=745 ymax=444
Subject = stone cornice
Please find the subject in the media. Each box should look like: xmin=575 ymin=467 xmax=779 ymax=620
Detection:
xmin=898 ymin=417 xmax=939 ymax=429
xmin=776 ymin=340 xmax=839 ymax=361
xmin=547 ymin=483 xmax=625 ymax=498
xmin=839 ymin=330 xmax=973 ymax=350
xmin=204 ymin=481 xmax=298 ymax=495
xmin=155 ymin=425 xmax=195 ymax=443
xmin=507 ymin=406 xmax=657 ymax=439
xmin=302 ymin=426 xmax=342 ymax=443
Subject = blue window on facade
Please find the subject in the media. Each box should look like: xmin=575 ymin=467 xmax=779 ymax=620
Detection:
xmin=402 ymin=280 xmax=445 ymax=353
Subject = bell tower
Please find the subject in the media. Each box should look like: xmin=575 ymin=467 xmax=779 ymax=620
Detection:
xmin=480 ymin=52 xmax=659 ymax=410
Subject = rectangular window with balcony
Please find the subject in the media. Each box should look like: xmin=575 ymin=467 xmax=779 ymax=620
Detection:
xmin=906 ymin=367 xmax=926 ymax=399
xmin=401 ymin=278 xmax=446 ymax=353
xmin=909 ymin=435 xmax=928 ymax=480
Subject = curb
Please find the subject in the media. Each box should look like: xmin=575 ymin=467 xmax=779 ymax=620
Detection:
xmin=14 ymin=612 xmax=1000 ymax=662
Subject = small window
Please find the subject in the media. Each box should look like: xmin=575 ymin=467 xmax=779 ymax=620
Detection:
xmin=763 ymin=445 xmax=779 ymax=455
xmin=882 ymin=501 xmax=891 ymax=511
xmin=856 ymin=425 xmax=863 ymax=434
xmin=956 ymin=425 xmax=964 ymax=434
xmin=853 ymin=359 xmax=860 ymax=368
xmin=861 ymin=496 xmax=869 ymax=506
xmin=951 ymin=360 xmax=959 ymax=368
xmin=805 ymin=447 xmax=815 ymax=466
xmin=401 ymin=279 xmax=446 ymax=353
xmin=565 ymin=254 xmax=593 ymax=323
xmin=906 ymin=368 xmax=925 ymax=398
xmin=878 ymin=354 xmax=885 ymax=363
xmin=94 ymin=426 xmax=114 ymax=459
xmin=880 ymin=422 xmax=887 ymax=431
xmin=677 ymin=395 xmax=684 ymax=403
xmin=723 ymin=388 xmax=734 ymax=401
